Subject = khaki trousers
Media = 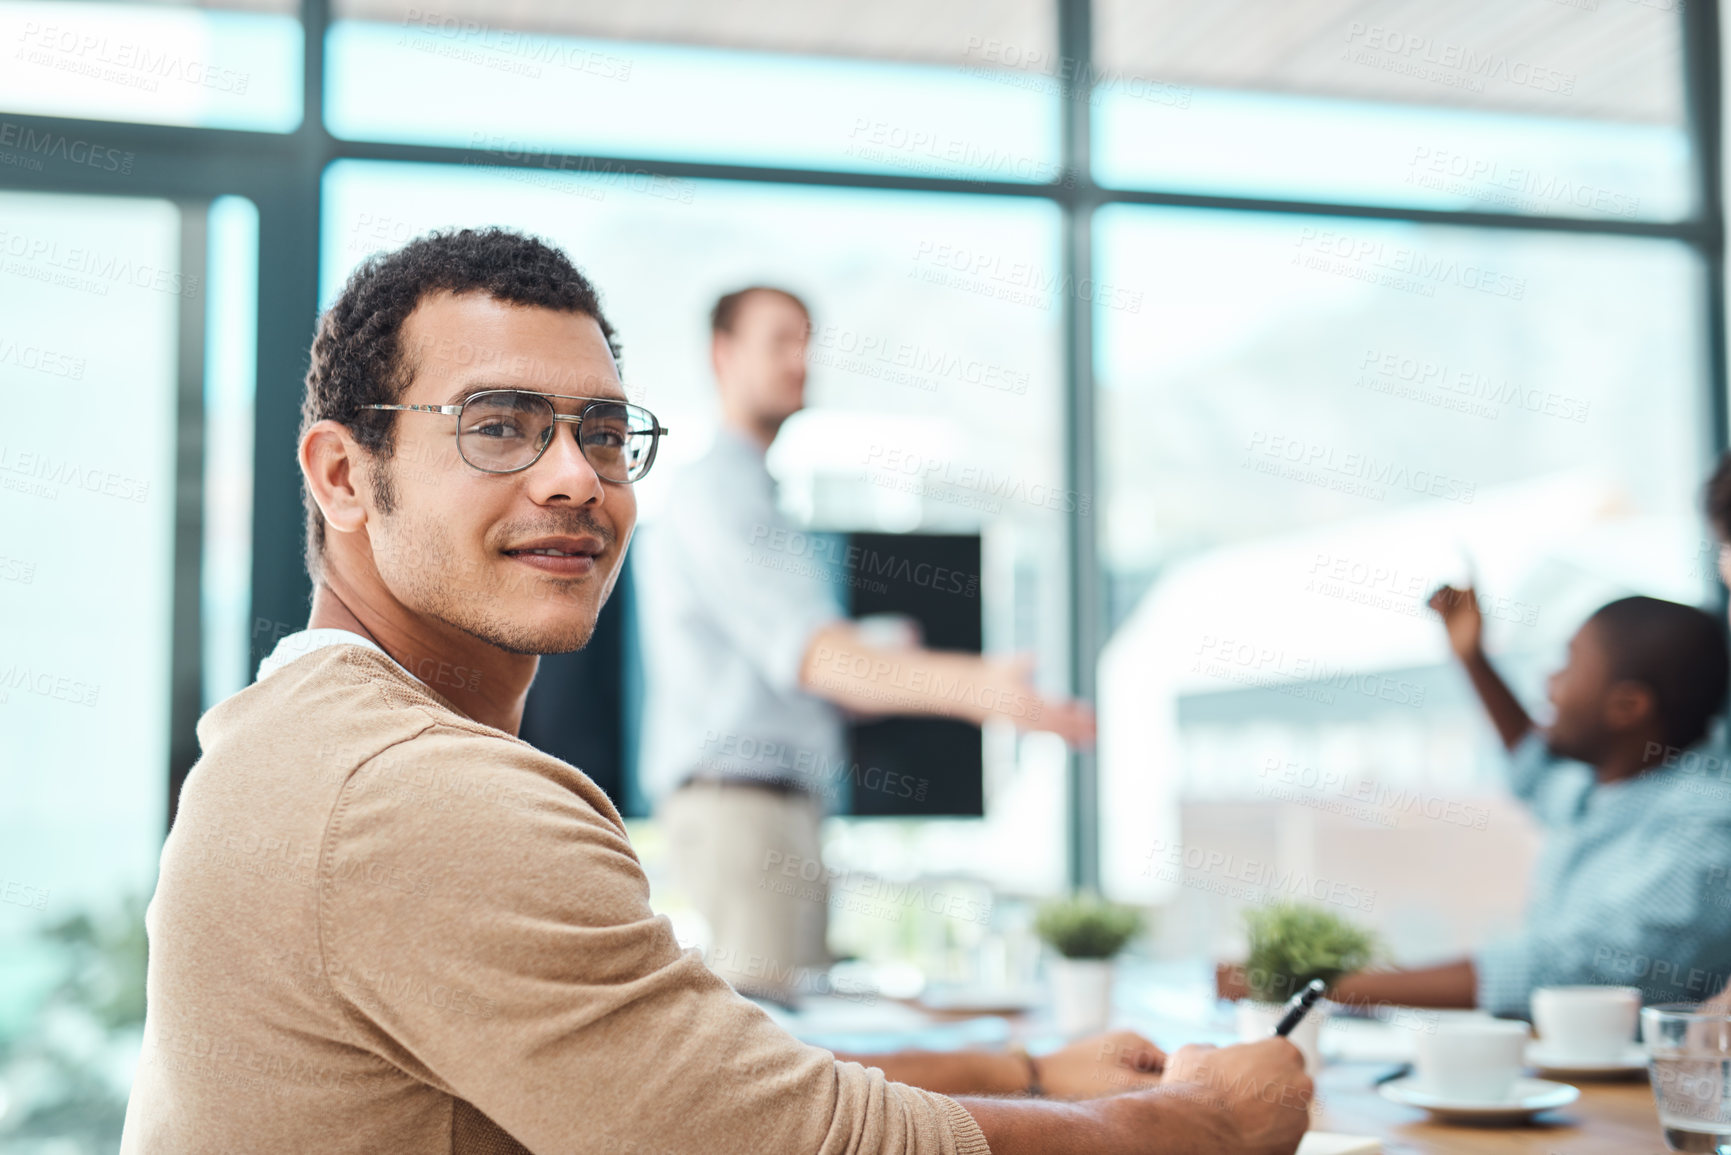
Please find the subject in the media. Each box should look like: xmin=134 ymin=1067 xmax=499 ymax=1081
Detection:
xmin=660 ymin=781 xmax=829 ymax=999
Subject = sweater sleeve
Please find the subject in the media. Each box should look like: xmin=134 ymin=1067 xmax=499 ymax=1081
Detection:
xmin=316 ymin=727 xmax=989 ymax=1155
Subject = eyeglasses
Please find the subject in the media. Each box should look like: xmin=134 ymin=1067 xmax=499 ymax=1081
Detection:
xmin=361 ymin=390 xmax=669 ymax=483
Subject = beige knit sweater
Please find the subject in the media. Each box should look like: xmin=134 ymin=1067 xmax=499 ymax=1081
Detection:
xmin=119 ymin=643 xmax=992 ymax=1155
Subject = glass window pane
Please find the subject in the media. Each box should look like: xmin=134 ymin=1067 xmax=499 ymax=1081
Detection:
xmin=325 ymin=3 xmax=1059 ymax=181
xmin=0 ymin=189 xmax=182 ymax=1151
xmin=203 ymin=196 xmax=258 ymax=708
xmin=338 ymin=0 xmax=1049 ymax=65
xmin=322 ymin=159 xmax=1071 ymax=966
xmin=1093 ymin=207 xmax=1711 ymax=959
xmin=0 ymin=1 xmax=303 ymax=131
xmin=1092 ymin=0 xmax=1691 ymax=221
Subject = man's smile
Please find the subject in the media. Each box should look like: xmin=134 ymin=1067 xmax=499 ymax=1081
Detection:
xmin=502 ymin=533 xmax=604 ymax=577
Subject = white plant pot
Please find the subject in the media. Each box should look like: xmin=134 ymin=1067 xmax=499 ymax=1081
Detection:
xmin=1236 ymin=998 xmax=1330 ymax=1076
xmin=1050 ymin=957 xmax=1115 ymax=1037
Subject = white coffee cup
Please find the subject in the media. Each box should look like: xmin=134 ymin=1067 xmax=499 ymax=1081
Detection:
xmin=1531 ymin=985 xmax=1640 ymax=1061
xmin=1414 ymin=1019 xmax=1530 ymax=1101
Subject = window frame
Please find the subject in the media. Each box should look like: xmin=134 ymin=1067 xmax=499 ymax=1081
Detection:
xmin=0 ymin=0 xmax=1722 ymax=889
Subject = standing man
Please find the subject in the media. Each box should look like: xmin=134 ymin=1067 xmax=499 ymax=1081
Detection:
xmin=120 ymin=230 xmax=1310 ymax=1154
xmin=636 ymin=287 xmax=1093 ymax=999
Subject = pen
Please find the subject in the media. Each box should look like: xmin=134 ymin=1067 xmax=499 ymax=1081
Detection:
xmin=1272 ymin=978 xmax=1328 ymax=1038
xmin=1373 ymin=1062 xmax=1413 ymax=1087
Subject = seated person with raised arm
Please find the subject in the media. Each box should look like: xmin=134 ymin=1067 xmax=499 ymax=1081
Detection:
xmin=1226 ymin=586 xmax=1731 ymax=1016
xmin=120 ymin=229 xmax=1310 ymax=1155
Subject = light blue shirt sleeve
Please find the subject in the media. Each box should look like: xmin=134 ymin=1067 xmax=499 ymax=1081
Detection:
xmin=1473 ymin=935 xmax=1534 ymax=1018
xmin=1476 ymin=815 xmax=1731 ymax=1015
xmin=1503 ymin=730 xmax=1593 ymax=829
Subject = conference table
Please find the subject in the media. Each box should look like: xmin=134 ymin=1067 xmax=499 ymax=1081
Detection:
xmin=777 ymin=973 xmax=1672 ymax=1155
xmin=1313 ymin=1061 xmax=1664 ymax=1154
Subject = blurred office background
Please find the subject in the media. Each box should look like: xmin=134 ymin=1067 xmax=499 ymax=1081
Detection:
xmin=0 ymin=0 xmax=1722 ymax=1149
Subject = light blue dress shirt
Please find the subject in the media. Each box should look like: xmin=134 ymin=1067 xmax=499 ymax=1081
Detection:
xmin=633 ymin=428 xmax=845 ymax=805
xmin=1475 ymin=731 xmax=1731 ymax=1015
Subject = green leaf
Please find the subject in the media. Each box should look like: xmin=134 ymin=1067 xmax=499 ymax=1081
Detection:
xmin=1241 ymin=901 xmax=1378 ymax=1003
xmin=1033 ymin=895 xmax=1145 ymax=959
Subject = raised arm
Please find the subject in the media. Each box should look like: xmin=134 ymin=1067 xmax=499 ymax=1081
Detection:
xmin=800 ymin=621 xmax=1095 ymax=746
xmin=1429 ymin=585 xmax=1533 ymax=751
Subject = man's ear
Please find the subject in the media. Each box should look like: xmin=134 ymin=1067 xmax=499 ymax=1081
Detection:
xmin=300 ymin=420 xmax=371 ymax=539
xmin=1605 ymin=680 xmax=1657 ymax=732
xmin=710 ymin=333 xmax=731 ymax=387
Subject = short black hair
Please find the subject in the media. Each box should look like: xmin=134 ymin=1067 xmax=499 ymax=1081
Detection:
xmin=300 ymin=227 xmax=619 ymax=581
xmin=1587 ymin=596 xmax=1730 ymax=751
xmin=1706 ymin=452 xmax=1731 ymax=542
xmin=710 ymin=286 xmax=809 ymax=336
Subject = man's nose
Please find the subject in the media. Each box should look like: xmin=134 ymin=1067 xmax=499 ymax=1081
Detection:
xmin=530 ymin=420 xmax=605 ymax=503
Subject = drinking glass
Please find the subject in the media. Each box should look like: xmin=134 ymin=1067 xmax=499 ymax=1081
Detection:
xmin=1645 ymin=1004 xmax=1731 ymax=1153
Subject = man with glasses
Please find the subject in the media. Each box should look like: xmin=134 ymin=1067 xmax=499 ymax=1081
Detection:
xmin=120 ymin=228 xmax=1310 ymax=1155
xmin=637 ymin=287 xmax=1097 ymax=1001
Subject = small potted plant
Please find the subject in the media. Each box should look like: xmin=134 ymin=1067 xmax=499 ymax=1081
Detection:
xmin=1034 ymin=895 xmax=1144 ymax=1037
xmin=1234 ymin=901 xmax=1378 ymax=1073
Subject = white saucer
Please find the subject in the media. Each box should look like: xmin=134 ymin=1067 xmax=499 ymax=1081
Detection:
xmin=1379 ymin=1075 xmax=1580 ymax=1123
xmin=1524 ymin=1041 xmax=1647 ymax=1077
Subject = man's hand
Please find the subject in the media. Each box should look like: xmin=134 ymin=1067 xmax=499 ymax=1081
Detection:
xmin=1038 ymin=1030 xmax=1166 ymax=1099
xmin=1157 ymin=1040 xmax=1313 ymax=1154
xmin=1428 ymin=584 xmax=1483 ymax=662
xmin=959 ymin=1038 xmax=1311 ymax=1155
xmin=1425 ymin=584 xmax=1533 ymax=751
xmin=977 ymin=655 xmax=1095 ymax=746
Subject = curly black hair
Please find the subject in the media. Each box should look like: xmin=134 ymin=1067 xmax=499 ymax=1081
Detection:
xmin=1589 ymin=596 xmax=1730 ymax=751
xmin=299 ymin=227 xmax=620 ymax=582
